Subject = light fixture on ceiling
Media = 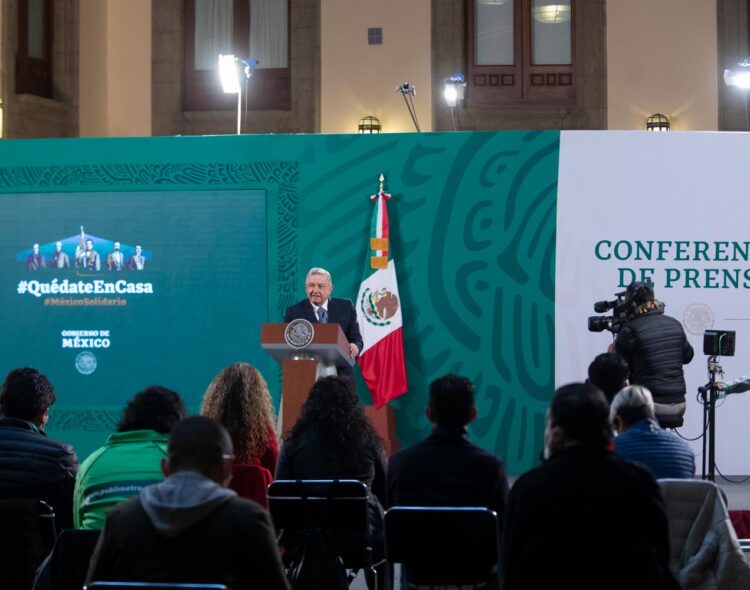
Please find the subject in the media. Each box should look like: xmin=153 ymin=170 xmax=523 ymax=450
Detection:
xmin=532 ymin=4 xmax=571 ymax=24
xmin=478 ymin=0 xmax=507 ymax=4
xmin=646 ymin=113 xmax=670 ymax=132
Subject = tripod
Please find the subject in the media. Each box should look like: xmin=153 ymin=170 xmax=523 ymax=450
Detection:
xmin=699 ymin=355 xmax=723 ymax=481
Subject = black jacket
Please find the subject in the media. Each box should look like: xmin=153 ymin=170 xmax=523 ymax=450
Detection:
xmin=0 ymin=417 xmax=78 ymax=528
xmin=275 ymin=424 xmax=386 ymax=507
xmin=387 ymin=425 xmax=508 ymax=517
xmin=501 ymin=444 xmax=678 ymax=590
xmin=615 ymin=305 xmax=694 ymax=404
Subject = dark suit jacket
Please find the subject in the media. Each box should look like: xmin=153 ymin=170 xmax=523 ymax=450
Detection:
xmin=284 ymin=297 xmax=363 ymax=382
xmin=386 ymin=426 xmax=508 ymax=516
xmin=86 ymin=495 xmax=289 ymax=590
xmin=284 ymin=297 xmax=363 ymax=351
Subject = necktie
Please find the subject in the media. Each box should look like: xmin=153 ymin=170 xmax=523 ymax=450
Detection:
xmin=319 ymin=307 xmax=328 ymax=323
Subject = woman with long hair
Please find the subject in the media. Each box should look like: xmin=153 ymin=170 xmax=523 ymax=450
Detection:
xmin=276 ymin=376 xmax=389 ymax=588
xmin=201 ymin=363 xmax=278 ymax=496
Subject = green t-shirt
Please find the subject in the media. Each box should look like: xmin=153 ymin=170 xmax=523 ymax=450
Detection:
xmin=73 ymin=429 xmax=168 ymax=529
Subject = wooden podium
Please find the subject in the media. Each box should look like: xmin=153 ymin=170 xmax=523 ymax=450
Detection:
xmin=261 ymin=323 xmax=354 ymax=434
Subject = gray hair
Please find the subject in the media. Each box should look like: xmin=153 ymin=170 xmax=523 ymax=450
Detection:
xmin=609 ymin=384 xmax=655 ymax=426
xmin=305 ymin=267 xmax=332 ymax=286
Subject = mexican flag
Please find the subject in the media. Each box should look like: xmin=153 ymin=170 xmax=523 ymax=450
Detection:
xmin=356 ymin=183 xmax=408 ymax=407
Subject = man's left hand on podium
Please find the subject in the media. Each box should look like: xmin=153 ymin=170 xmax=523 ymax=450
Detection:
xmin=349 ymin=343 xmax=359 ymax=359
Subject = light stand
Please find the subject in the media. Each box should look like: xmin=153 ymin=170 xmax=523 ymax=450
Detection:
xmin=219 ymin=54 xmax=258 ymax=135
xmin=442 ymin=73 xmax=466 ymax=131
xmin=697 ymin=329 xmax=738 ymax=481
xmin=699 ymin=356 xmax=723 ymax=481
xmin=396 ymin=82 xmax=420 ymax=132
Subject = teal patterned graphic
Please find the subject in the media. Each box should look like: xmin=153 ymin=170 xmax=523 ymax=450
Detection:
xmin=0 ymin=132 xmax=559 ymax=473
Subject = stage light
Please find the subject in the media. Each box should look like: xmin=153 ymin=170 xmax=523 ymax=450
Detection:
xmin=218 ymin=54 xmax=259 ymax=135
xmin=358 ymin=115 xmax=382 ymax=134
xmin=443 ymin=73 xmax=466 ymax=108
xmin=532 ymin=4 xmax=571 ymax=24
xmin=646 ymin=113 xmax=670 ymax=132
xmin=724 ymin=57 xmax=750 ymax=89
xmin=219 ymin=54 xmax=241 ymax=94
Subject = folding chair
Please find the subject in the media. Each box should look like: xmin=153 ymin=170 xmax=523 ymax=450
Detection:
xmin=0 ymin=499 xmax=57 ymax=590
xmin=384 ymin=506 xmax=500 ymax=589
xmin=86 ymin=584 xmax=228 ymax=590
xmin=267 ymin=479 xmax=382 ymax=589
xmin=33 ymin=528 xmax=101 ymax=590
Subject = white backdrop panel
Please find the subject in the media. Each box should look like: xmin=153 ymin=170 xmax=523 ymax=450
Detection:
xmin=557 ymin=131 xmax=750 ymax=474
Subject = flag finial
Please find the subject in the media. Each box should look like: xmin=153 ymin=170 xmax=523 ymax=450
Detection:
xmin=379 ymin=173 xmax=385 ymax=193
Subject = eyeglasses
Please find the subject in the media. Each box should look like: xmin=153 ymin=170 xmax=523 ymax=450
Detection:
xmin=306 ymin=283 xmax=330 ymax=290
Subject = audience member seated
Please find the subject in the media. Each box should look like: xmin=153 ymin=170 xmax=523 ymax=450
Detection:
xmin=611 ymin=385 xmax=695 ymax=480
xmin=587 ymin=352 xmax=629 ymax=404
xmin=201 ymin=362 xmax=278 ymax=504
xmin=501 ymin=383 xmax=679 ymax=590
xmin=387 ymin=374 xmax=508 ymax=515
xmin=0 ymin=367 xmax=78 ymax=528
xmin=74 ymin=386 xmax=188 ymax=529
xmin=276 ymin=376 xmax=388 ymax=589
xmin=85 ymin=416 xmax=289 ymax=590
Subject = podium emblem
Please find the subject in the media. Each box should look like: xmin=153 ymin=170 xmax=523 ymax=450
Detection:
xmin=285 ymin=319 xmax=315 ymax=349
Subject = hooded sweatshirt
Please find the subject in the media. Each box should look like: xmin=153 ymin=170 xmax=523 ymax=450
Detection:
xmin=139 ymin=471 xmax=235 ymax=537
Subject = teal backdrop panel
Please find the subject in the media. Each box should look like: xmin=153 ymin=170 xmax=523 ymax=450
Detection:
xmin=0 ymin=131 xmax=558 ymax=474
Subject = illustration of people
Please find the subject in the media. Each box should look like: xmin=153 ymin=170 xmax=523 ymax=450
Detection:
xmin=107 ymin=241 xmax=125 ymax=271
xmin=127 ymin=245 xmax=145 ymax=271
xmin=76 ymin=239 xmax=101 ymax=272
xmin=51 ymin=241 xmax=70 ymax=269
xmin=26 ymin=244 xmax=46 ymax=271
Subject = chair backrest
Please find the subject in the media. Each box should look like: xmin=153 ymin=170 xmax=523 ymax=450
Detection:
xmin=267 ymin=479 xmax=372 ymax=570
xmin=0 ymin=499 xmax=57 ymax=589
xmin=228 ymin=464 xmax=273 ymax=508
xmin=33 ymin=528 xmax=101 ymax=590
xmin=86 ymin=584 xmax=228 ymax=590
xmin=267 ymin=479 xmax=369 ymax=535
xmin=384 ymin=506 xmax=499 ymax=586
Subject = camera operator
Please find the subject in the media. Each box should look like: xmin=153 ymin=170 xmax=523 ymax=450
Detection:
xmin=608 ymin=281 xmax=694 ymax=428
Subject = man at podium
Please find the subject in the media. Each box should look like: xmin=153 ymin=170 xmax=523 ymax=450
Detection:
xmin=284 ymin=267 xmax=363 ymax=380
